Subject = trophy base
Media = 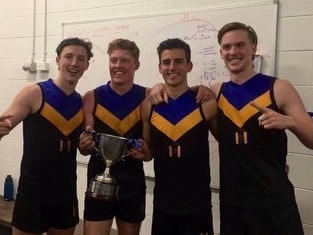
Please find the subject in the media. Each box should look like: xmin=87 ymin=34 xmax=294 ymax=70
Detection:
xmin=86 ymin=178 xmax=118 ymax=201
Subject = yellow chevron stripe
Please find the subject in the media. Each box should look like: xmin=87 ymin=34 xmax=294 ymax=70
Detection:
xmin=151 ymin=109 xmax=202 ymax=141
xmin=95 ymin=105 xmax=140 ymax=135
xmin=218 ymin=91 xmax=272 ymax=128
xmin=40 ymin=103 xmax=83 ymax=136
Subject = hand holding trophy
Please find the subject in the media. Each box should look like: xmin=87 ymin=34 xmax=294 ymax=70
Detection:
xmin=85 ymin=131 xmax=141 ymax=201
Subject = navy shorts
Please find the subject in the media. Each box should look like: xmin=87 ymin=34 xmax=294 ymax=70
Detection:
xmin=220 ymin=203 xmax=304 ymax=235
xmin=11 ymin=195 xmax=79 ymax=233
xmin=152 ymin=207 xmax=213 ymax=235
xmin=84 ymin=191 xmax=146 ymax=223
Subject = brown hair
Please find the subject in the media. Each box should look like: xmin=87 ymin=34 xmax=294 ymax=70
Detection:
xmin=217 ymin=22 xmax=258 ymax=45
xmin=107 ymin=38 xmax=140 ymax=63
xmin=56 ymin=37 xmax=93 ymax=61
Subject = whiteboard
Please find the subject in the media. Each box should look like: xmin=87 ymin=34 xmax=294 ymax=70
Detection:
xmin=63 ymin=2 xmax=278 ymax=182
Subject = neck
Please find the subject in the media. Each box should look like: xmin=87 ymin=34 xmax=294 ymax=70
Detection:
xmin=54 ymin=77 xmax=76 ymax=95
xmin=109 ymin=81 xmax=133 ymax=96
xmin=165 ymin=83 xmax=189 ymax=99
xmin=230 ymin=69 xmax=257 ymax=85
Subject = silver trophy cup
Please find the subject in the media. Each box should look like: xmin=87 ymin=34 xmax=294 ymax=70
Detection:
xmin=86 ymin=133 xmax=131 ymax=201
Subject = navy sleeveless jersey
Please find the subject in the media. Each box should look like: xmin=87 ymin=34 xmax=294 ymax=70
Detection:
xmin=151 ymin=89 xmax=211 ymax=214
xmin=217 ymin=74 xmax=295 ymax=208
xmin=87 ymin=82 xmax=146 ymax=198
xmin=18 ymin=79 xmax=83 ymax=203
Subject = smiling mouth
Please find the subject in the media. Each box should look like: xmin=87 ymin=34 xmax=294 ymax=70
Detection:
xmin=68 ymin=69 xmax=79 ymax=73
xmin=229 ymin=58 xmax=242 ymax=62
xmin=168 ymin=71 xmax=180 ymax=76
xmin=114 ymin=71 xmax=125 ymax=75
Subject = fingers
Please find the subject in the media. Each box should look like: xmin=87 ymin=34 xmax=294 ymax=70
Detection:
xmin=148 ymin=83 xmax=169 ymax=104
xmin=156 ymin=91 xmax=169 ymax=104
xmin=85 ymin=126 xmax=94 ymax=132
xmin=127 ymin=139 xmax=150 ymax=161
xmin=194 ymin=85 xmax=212 ymax=103
xmin=251 ymin=103 xmax=278 ymax=128
xmin=250 ymin=102 xmax=269 ymax=127
xmin=79 ymin=126 xmax=95 ymax=149
xmin=163 ymin=91 xmax=169 ymax=104
xmin=197 ymin=93 xmax=211 ymax=103
xmin=0 ymin=113 xmax=13 ymax=122
xmin=0 ymin=114 xmax=13 ymax=139
xmin=149 ymin=94 xmax=161 ymax=104
xmin=250 ymin=101 xmax=268 ymax=113
xmin=0 ymin=114 xmax=13 ymax=129
xmin=149 ymin=94 xmax=168 ymax=104
xmin=196 ymin=93 xmax=206 ymax=103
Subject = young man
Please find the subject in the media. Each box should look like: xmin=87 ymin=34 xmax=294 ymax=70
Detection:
xmin=134 ymin=38 xmax=217 ymax=235
xmin=0 ymin=37 xmax=93 ymax=235
xmin=79 ymin=38 xmax=149 ymax=235
xmin=211 ymin=22 xmax=313 ymax=235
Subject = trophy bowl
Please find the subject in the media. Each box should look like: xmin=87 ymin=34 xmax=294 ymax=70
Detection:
xmin=86 ymin=133 xmax=131 ymax=201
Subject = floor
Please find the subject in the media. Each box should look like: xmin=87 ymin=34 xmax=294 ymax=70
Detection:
xmin=75 ymin=221 xmax=117 ymax=235
xmin=0 ymin=220 xmax=118 ymax=235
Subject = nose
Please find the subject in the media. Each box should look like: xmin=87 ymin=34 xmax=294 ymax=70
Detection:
xmin=71 ymin=57 xmax=79 ymax=65
xmin=169 ymin=61 xmax=176 ymax=70
xmin=115 ymin=60 xmax=122 ymax=67
xmin=229 ymin=45 xmax=238 ymax=55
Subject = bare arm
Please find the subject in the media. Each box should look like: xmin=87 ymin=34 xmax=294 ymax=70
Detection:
xmin=202 ymin=97 xmax=218 ymax=141
xmin=190 ymin=85 xmax=214 ymax=103
xmin=0 ymin=84 xmax=41 ymax=139
xmin=148 ymin=83 xmax=214 ymax=105
xmin=209 ymin=82 xmax=222 ymax=98
xmin=131 ymin=98 xmax=153 ymax=162
xmin=147 ymin=83 xmax=168 ymax=104
xmin=251 ymin=78 xmax=313 ymax=149
xmin=82 ymin=90 xmax=96 ymax=128
xmin=78 ymin=90 xmax=96 ymax=155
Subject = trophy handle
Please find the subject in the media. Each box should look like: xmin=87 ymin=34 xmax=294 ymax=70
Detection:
xmin=83 ymin=130 xmax=100 ymax=155
xmin=119 ymin=139 xmax=142 ymax=160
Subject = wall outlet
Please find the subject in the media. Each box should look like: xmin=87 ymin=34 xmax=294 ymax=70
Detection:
xmin=22 ymin=62 xmax=37 ymax=72
xmin=37 ymin=62 xmax=50 ymax=71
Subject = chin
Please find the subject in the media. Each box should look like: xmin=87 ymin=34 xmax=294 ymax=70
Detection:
xmin=228 ymin=66 xmax=244 ymax=74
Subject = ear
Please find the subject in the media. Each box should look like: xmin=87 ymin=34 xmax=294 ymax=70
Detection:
xmin=85 ymin=62 xmax=90 ymax=71
xmin=135 ymin=61 xmax=140 ymax=70
xmin=56 ymin=57 xmax=60 ymax=70
xmin=187 ymin=61 xmax=193 ymax=72
xmin=56 ymin=56 xmax=60 ymax=65
xmin=220 ymin=49 xmax=223 ymax=59
xmin=252 ymin=44 xmax=257 ymax=54
xmin=158 ymin=64 xmax=162 ymax=74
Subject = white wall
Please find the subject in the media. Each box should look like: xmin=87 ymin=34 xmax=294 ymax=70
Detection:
xmin=1 ymin=0 xmax=313 ymax=234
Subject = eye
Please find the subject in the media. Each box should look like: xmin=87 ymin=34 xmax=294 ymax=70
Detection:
xmin=64 ymin=54 xmax=73 ymax=59
xmin=237 ymin=42 xmax=245 ymax=48
xmin=110 ymin=58 xmax=117 ymax=63
xmin=174 ymin=59 xmax=184 ymax=64
xmin=161 ymin=59 xmax=171 ymax=66
xmin=122 ymin=58 xmax=130 ymax=64
xmin=222 ymin=44 xmax=231 ymax=51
